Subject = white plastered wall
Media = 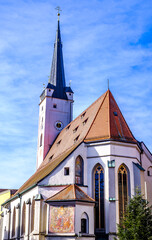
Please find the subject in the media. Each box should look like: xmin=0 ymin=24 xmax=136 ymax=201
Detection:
xmin=2 ymin=186 xmax=39 ymax=239
xmin=39 ymin=143 xmax=87 ymax=191
xmin=141 ymin=142 xmax=152 ymax=206
xmin=75 ymin=202 xmax=94 ymax=236
xmin=37 ymin=92 xmax=73 ymax=169
xmin=86 ymin=140 xmax=141 ymax=234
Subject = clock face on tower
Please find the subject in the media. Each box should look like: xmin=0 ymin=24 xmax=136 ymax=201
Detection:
xmin=55 ymin=121 xmax=64 ymax=131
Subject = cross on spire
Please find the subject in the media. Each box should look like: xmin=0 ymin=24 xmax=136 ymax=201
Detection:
xmin=55 ymin=6 xmax=62 ymax=20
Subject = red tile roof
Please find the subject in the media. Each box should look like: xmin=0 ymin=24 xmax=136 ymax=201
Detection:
xmin=46 ymin=184 xmax=95 ymax=202
xmin=14 ymin=90 xmax=136 ymax=196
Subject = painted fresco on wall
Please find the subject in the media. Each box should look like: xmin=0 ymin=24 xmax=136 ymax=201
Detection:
xmin=49 ymin=206 xmax=74 ymax=233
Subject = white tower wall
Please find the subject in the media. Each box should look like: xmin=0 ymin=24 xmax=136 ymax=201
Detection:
xmin=37 ymin=90 xmax=73 ymax=169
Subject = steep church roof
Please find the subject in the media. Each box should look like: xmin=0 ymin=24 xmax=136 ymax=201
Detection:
xmin=46 ymin=184 xmax=95 ymax=203
xmin=13 ymin=89 xmax=137 ymax=196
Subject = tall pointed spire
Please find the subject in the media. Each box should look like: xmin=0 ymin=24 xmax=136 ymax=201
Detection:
xmin=47 ymin=12 xmax=70 ymax=100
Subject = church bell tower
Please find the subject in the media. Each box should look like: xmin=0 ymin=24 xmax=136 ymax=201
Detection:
xmin=37 ymin=13 xmax=74 ymax=169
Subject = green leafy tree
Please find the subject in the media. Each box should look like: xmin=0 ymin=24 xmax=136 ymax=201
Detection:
xmin=115 ymin=190 xmax=152 ymax=240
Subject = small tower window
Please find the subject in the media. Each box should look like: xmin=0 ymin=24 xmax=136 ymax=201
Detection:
xmin=53 ymin=104 xmax=57 ymax=108
xmin=64 ymin=167 xmax=69 ymax=175
xmin=40 ymin=134 xmax=42 ymax=147
xmin=41 ymin=106 xmax=43 ymax=111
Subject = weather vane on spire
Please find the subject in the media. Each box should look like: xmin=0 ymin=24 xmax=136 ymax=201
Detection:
xmin=55 ymin=6 xmax=62 ymax=20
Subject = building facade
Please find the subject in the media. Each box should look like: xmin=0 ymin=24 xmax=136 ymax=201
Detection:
xmin=0 ymin=189 xmax=17 ymax=240
xmin=2 ymin=15 xmax=152 ymax=240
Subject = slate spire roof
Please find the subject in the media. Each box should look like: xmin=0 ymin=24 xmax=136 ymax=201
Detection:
xmin=47 ymin=19 xmax=73 ymax=99
xmin=13 ymin=90 xmax=137 ymax=196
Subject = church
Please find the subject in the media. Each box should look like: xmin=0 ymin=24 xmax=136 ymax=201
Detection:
xmin=2 ymin=13 xmax=152 ymax=240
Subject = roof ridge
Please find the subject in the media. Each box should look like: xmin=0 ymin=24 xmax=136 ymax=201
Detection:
xmin=109 ymin=91 xmax=136 ymax=141
xmin=63 ymin=91 xmax=107 ymax=127
xmin=73 ymin=184 xmax=76 ymax=199
xmin=84 ymin=90 xmax=108 ymax=140
xmin=108 ymin=90 xmax=111 ymax=138
xmin=75 ymin=184 xmax=95 ymax=202
xmin=45 ymin=184 xmax=69 ymax=201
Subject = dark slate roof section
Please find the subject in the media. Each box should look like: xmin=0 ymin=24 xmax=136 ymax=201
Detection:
xmin=134 ymin=163 xmax=145 ymax=171
xmin=46 ymin=83 xmax=55 ymax=89
xmin=65 ymin=87 xmax=73 ymax=93
xmin=49 ymin=19 xmax=70 ymax=100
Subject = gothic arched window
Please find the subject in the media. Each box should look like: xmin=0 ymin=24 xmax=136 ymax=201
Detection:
xmin=12 ymin=207 xmax=16 ymax=237
xmin=21 ymin=202 xmax=26 ymax=235
xmin=94 ymin=164 xmax=104 ymax=229
xmin=118 ymin=164 xmax=128 ymax=220
xmin=31 ymin=199 xmax=35 ymax=232
xmin=75 ymin=156 xmax=83 ymax=185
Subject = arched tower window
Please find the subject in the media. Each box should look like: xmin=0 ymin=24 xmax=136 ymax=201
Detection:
xmin=31 ymin=199 xmax=35 ymax=232
xmin=40 ymin=134 xmax=42 ymax=147
xmin=21 ymin=202 xmax=26 ymax=235
xmin=81 ymin=212 xmax=89 ymax=234
xmin=118 ymin=164 xmax=128 ymax=221
xmin=94 ymin=164 xmax=104 ymax=229
xmin=75 ymin=156 xmax=83 ymax=185
xmin=12 ymin=207 xmax=16 ymax=237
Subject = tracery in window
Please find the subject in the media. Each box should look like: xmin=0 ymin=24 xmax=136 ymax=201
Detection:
xmin=94 ymin=164 xmax=104 ymax=229
xmin=118 ymin=164 xmax=128 ymax=221
xmin=21 ymin=202 xmax=26 ymax=235
xmin=12 ymin=207 xmax=16 ymax=237
xmin=75 ymin=156 xmax=83 ymax=185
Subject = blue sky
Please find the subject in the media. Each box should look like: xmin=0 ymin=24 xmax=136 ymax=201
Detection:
xmin=0 ymin=0 xmax=152 ymax=189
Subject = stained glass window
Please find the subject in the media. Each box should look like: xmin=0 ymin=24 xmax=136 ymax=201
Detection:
xmin=118 ymin=165 xmax=128 ymax=221
xmin=75 ymin=156 xmax=83 ymax=185
xmin=94 ymin=164 xmax=104 ymax=229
